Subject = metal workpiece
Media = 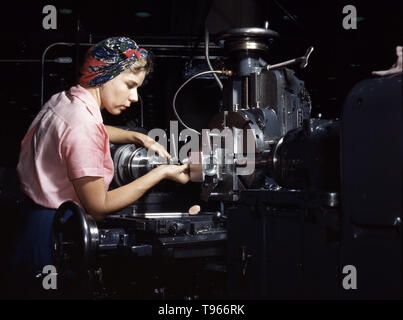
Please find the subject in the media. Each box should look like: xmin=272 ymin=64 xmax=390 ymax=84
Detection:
xmin=112 ymin=143 xmax=184 ymax=186
xmin=191 ymin=117 xmax=339 ymax=201
xmin=112 ymin=144 xmax=147 ymax=187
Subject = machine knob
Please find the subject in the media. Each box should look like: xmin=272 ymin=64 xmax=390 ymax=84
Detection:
xmin=168 ymin=222 xmax=185 ymax=235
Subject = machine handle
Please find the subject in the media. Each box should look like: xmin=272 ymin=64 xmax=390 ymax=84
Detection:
xmin=266 ymin=46 xmax=314 ymax=71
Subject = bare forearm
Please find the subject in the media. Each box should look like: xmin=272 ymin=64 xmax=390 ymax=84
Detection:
xmin=73 ymin=166 xmax=167 ymax=219
xmin=103 ymin=167 xmax=165 ymax=214
xmin=105 ymin=125 xmax=144 ymax=144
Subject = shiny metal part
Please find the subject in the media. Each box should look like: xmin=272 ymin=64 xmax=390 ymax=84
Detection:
xmin=226 ymin=41 xmax=269 ymax=51
xmin=217 ymin=27 xmax=280 ymax=40
xmin=189 ymin=151 xmax=203 ymax=182
xmin=189 ymin=150 xmax=222 ymax=183
xmin=266 ymin=46 xmax=314 ymax=70
xmin=130 ymin=212 xmax=189 ymax=218
xmin=113 ymin=144 xmax=174 ymax=186
xmin=326 ymin=192 xmax=339 ymax=207
xmin=113 ymin=144 xmax=147 ymax=186
xmin=272 ymin=136 xmax=284 ymax=175
xmin=217 ymin=27 xmax=279 ymax=54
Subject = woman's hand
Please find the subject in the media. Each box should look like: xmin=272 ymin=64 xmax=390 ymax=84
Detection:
xmin=138 ymin=133 xmax=171 ymax=160
xmin=158 ymin=163 xmax=190 ymax=184
xmin=104 ymin=126 xmax=171 ymax=160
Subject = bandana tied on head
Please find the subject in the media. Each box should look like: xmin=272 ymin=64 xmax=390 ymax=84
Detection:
xmin=78 ymin=36 xmax=148 ymax=87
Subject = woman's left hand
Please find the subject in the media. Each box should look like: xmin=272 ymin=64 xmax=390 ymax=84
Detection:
xmin=139 ymin=134 xmax=171 ymax=160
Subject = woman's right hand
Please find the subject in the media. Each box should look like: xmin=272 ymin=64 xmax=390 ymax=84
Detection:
xmin=158 ymin=163 xmax=191 ymax=184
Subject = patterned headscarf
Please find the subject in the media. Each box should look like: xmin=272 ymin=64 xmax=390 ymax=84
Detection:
xmin=78 ymin=37 xmax=149 ymax=87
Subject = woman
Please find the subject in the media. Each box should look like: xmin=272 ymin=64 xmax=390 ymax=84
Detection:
xmin=10 ymin=37 xmax=190 ymax=298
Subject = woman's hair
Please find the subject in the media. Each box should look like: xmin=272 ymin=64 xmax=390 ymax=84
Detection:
xmin=78 ymin=36 xmax=153 ymax=87
xmin=129 ymin=52 xmax=154 ymax=74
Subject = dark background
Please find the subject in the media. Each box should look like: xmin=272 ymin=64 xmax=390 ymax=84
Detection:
xmin=0 ymin=0 xmax=402 ymax=167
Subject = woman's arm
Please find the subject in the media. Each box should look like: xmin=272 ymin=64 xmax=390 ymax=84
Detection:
xmin=105 ymin=125 xmax=171 ymax=159
xmin=72 ymin=164 xmax=189 ymax=220
xmin=104 ymin=125 xmax=142 ymax=144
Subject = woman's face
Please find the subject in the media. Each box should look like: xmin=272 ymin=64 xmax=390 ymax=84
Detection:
xmin=100 ymin=69 xmax=146 ymax=115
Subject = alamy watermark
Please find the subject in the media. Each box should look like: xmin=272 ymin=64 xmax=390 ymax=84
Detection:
xmin=147 ymin=121 xmax=256 ymax=176
xmin=342 ymin=264 xmax=357 ymax=290
xmin=42 ymin=5 xmax=57 ymax=30
xmin=342 ymin=5 xmax=358 ymax=30
xmin=41 ymin=265 xmax=57 ymax=290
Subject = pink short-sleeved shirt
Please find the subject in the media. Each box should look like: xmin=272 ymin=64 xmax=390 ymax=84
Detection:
xmin=17 ymin=85 xmax=114 ymax=209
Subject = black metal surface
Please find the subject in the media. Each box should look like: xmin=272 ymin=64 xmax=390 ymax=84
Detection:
xmin=226 ymin=190 xmax=340 ymax=299
xmin=340 ymin=74 xmax=402 ymax=299
xmin=272 ymin=119 xmax=340 ymax=191
xmin=51 ymin=206 xmax=228 ymax=298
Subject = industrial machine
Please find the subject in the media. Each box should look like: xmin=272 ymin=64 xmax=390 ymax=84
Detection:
xmin=51 ymin=27 xmax=402 ymax=300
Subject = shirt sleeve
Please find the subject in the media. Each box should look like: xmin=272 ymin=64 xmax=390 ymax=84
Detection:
xmin=61 ymin=122 xmax=108 ymax=181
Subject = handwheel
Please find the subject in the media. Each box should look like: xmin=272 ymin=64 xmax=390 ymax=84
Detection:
xmin=51 ymin=201 xmax=99 ymax=275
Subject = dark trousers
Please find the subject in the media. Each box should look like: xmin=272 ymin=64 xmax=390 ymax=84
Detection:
xmin=5 ymin=197 xmax=57 ymax=299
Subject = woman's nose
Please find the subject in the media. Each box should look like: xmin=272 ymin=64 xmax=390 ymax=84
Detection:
xmin=129 ymin=89 xmax=138 ymax=103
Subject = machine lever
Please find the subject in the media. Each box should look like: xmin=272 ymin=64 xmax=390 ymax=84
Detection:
xmin=266 ymin=46 xmax=314 ymax=71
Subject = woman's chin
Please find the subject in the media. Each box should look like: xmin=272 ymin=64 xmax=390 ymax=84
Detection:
xmin=108 ymin=108 xmax=125 ymax=115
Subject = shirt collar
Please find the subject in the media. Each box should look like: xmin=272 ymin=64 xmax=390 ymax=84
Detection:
xmin=69 ymin=85 xmax=103 ymax=123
